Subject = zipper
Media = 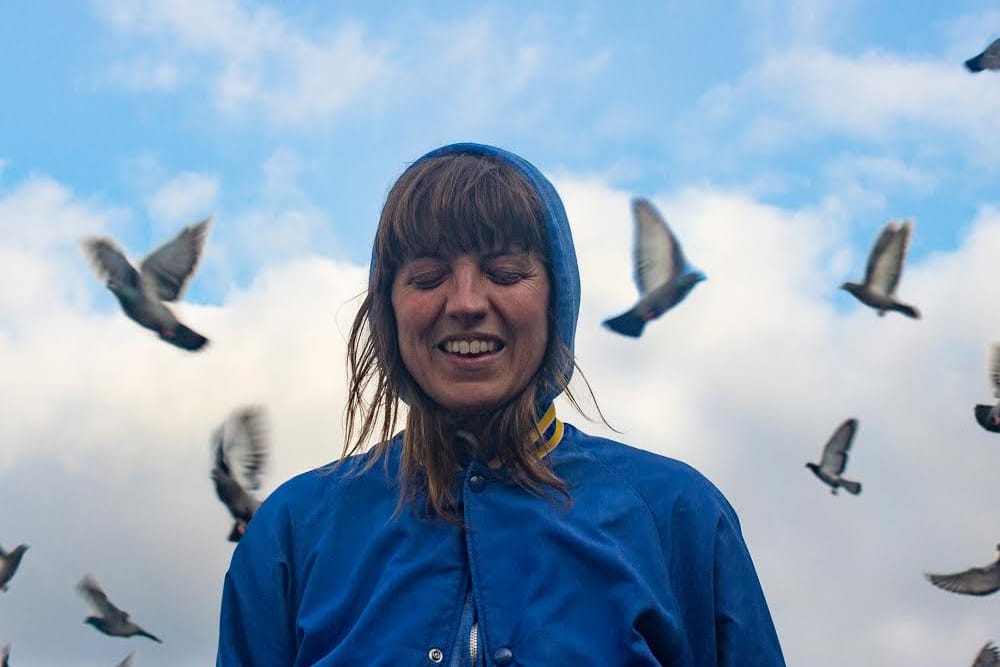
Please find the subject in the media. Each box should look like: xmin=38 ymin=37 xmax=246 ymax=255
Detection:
xmin=450 ymin=588 xmax=478 ymax=667
xmin=469 ymin=620 xmax=479 ymax=664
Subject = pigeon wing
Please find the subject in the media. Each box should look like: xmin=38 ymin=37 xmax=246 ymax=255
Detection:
xmin=81 ymin=238 xmax=141 ymax=290
xmin=864 ymin=221 xmax=911 ymax=296
xmin=819 ymin=418 xmax=857 ymax=476
xmin=114 ymin=651 xmax=137 ymax=667
xmin=974 ymin=642 xmax=1000 ymax=667
xmin=983 ymin=38 xmax=1000 ymax=70
xmin=631 ymin=198 xmax=680 ymax=296
xmin=223 ymin=406 xmax=270 ymax=491
xmin=1 ymin=642 xmax=9 ymax=667
xmin=77 ymin=574 xmax=129 ymax=622
xmin=139 ymin=217 xmax=210 ymax=302
xmin=989 ymin=344 xmax=1000 ymax=398
xmin=925 ymin=564 xmax=998 ymax=596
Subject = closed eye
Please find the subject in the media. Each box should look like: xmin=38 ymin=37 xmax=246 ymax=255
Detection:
xmin=408 ymin=271 xmax=447 ymax=289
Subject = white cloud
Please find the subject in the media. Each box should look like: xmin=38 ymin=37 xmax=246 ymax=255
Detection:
xmin=146 ymin=171 xmax=219 ymax=226
xmin=106 ymin=57 xmax=179 ymax=91
xmin=740 ymin=0 xmax=859 ymax=51
xmin=92 ymin=0 xmax=391 ymax=125
xmin=3 ymin=169 xmax=1000 ymax=665
xmin=823 ymin=153 xmax=939 ymax=212
xmin=687 ymin=46 xmax=1000 ymax=164
xmin=0 ymin=176 xmax=125 ymax=328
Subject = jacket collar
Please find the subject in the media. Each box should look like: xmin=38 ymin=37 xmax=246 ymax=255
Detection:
xmin=486 ymin=403 xmax=564 ymax=470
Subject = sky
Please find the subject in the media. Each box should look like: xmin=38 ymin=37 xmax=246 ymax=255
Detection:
xmin=1 ymin=1 xmax=999 ymax=665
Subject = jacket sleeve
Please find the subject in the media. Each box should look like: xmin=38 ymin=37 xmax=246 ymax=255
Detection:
xmin=712 ymin=502 xmax=785 ymax=667
xmin=216 ymin=502 xmax=297 ymax=667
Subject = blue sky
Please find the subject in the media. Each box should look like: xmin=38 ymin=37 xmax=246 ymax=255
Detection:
xmin=1 ymin=2 xmax=999 ymax=666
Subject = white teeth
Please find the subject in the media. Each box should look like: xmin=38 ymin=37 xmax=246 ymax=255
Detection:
xmin=444 ymin=340 xmax=497 ymax=355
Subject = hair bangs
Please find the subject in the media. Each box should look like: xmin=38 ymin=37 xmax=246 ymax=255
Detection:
xmin=380 ymin=153 xmax=547 ymax=270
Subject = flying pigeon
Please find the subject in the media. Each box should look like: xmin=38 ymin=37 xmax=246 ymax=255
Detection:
xmin=81 ymin=218 xmax=211 ymax=351
xmin=974 ymin=344 xmax=1000 ymax=433
xmin=806 ymin=418 xmax=862 ymax=495
xmin=211 ymin=405 xmax=270 ymax=542
xmin=602 ymin=198 xmax=706 ymax=338
xmin=0 ymin=544 xmax=28 ymax=592
xmin=1 ymin=643 xmax=9 ymax=667
xmin=840 ymin=220 xmax=920 ymax=319
xmin=925 ymin=544 xmax=1000 ymax=596
xmin=966 ymin=38 xmax=1000 ymax=73
xmin=973 ymin=642 xmax=1000 ymax=667
xmin=76 ymin=574 xmax=163 ymax=643
xmin=114 ymin=651 xmax=136 ymax=667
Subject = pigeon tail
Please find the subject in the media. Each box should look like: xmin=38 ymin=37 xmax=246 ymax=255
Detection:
xmin=161 ymin=324 xmax=209 ymax=351
xmin=139 ymin=629 xmax=163 ymax=644
xmin=966 ymin=55 xmax=984 ymax=72
xmin=973 ymin=405 xmax=1000 ymax=433
xmin=602 ymin=309 xmax=646 ymax=338
xmin=892 ymin=302 xmax=920 ymax=319
xmin=840 ymin=479 xmax=862 ymax=495
xmin=228 ymin=521 xmax=247 ymax=543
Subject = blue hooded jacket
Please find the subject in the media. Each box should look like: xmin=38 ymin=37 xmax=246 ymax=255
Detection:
xmin=217 ymin=143 xmax=785 ymax=667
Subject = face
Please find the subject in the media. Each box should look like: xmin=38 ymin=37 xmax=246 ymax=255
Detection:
xmin=391 ymin=248 xmax=549 ymax=414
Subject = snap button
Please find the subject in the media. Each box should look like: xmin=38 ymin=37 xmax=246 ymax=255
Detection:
xmin=493 ymin=647 xmax=513 ymax=665
xmin=468 ymin=474 xmax=486 ymax=492
xmin=428 ymin=647 xmax=444 ymax=663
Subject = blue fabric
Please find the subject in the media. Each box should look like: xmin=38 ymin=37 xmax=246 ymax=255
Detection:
xmin=217 ymin=425 xmax=785 ymax=666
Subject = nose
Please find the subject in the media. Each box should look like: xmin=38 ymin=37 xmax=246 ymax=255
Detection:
xmin=445 ymin=259 xmax=488 ymax=323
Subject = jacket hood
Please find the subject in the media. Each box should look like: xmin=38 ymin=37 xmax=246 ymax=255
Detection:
xmin=377 ymin=142 xmax=581 ymax=410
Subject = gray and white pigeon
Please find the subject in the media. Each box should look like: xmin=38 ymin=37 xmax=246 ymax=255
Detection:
xmin=114 ymin=651 xmax=136 ymax=667
xmin=806 ymin=418 xmax=862 ymax=495
xmin=603 ymin=198 xmax=706 ymax=338
xmin=211 ymin=406 xmax=270 ymax=542
xmin=0 ymin=544 xmax=28 ymax=592
xmin=925 ymin=544 xmax=1000 ymax=596
xmin=1 ymin=642 xmax=9 ymax=667
xmin=76 ymin=574 xmax=163 ymax=643
xmin=840 ymin=220 xmax=920 ymax=319
xmin=974 ymin=344 xmax=1000 ymax=433
xmin=966 ymin=38 xmax=1000 ymax=73
xmin=973 ymin=642 xmax=1000 ymax=667
xmin=81 ymin=218 xmax=210 ymax=351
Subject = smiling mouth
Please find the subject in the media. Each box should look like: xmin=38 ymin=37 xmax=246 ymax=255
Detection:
xmin=439 ymin=339 xmax=505 ymax=355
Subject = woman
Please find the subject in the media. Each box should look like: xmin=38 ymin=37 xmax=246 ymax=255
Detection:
xmin=217 ymin=143 xmax=785 ymax=666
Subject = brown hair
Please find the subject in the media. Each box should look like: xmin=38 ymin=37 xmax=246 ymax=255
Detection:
xmin=343 ymin=152 xmax=590 ymax=522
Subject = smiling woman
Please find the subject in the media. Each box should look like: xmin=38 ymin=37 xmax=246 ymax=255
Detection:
xmin=216 ymin=143 xmax=786 ymax=667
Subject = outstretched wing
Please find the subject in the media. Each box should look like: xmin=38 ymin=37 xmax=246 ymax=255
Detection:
xmin=925 ymin=562 xmax=998 ymax=596
xmin=77 ymin=574 xmax=129 ymax=622
xmin=974 ymin=642 xmax=1000 ymax=667
xmin=220 ymin=406 xmax=269 ymax=491
xmin=989 ymin=344 xmax=1000 ymax=398
xmin=139 ymin=217 xmax=211 ymax=302
xmin=864 ymin=221 xmax=911 ymax=296
xmin=81 ymin=238 xmax=141 ymax=290
xmin=632 ymin=198 xmax=684 ymax=296
xmin=819 ymin=418 xmax=858 ymax=476
xmin=114 ymin=650 xmax=137 ymax=667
